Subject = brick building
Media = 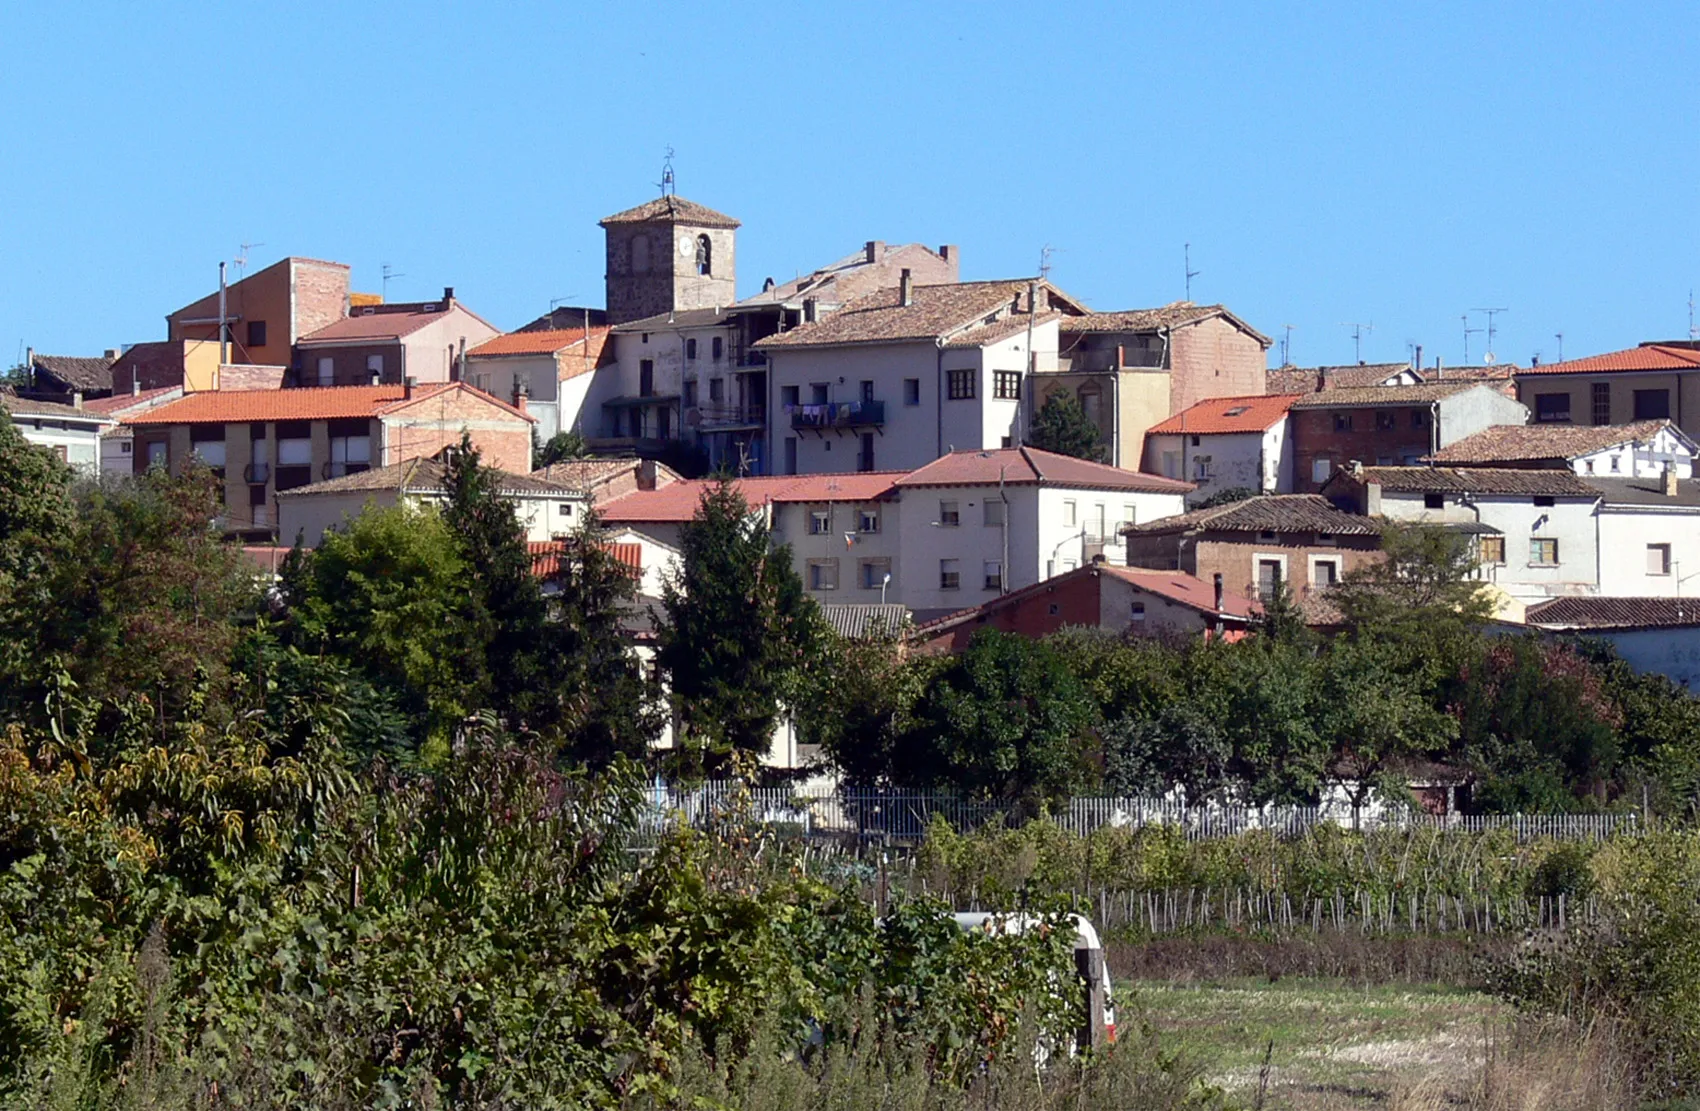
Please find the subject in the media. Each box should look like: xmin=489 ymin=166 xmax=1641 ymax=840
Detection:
xmin=124 ymin=381 xmax=532 ymax=538
xmin=1288 ymin=381 xmax=1528 ymax=492
xmin=293 ymin=288 xmax=499 ymax=387
xmin=909 ymin=562 xmax=1255 ymax=655
xmin=1122 ymin=494 xmax=1382 ymax=605
xmin=167 ymin=257 xmax=353 ymax=370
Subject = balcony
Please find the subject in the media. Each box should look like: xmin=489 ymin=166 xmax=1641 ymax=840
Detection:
xmin=789 ymin=400 xmax=885 ymax=430
xmin=695 ymin=403 xmax=765 ymax=431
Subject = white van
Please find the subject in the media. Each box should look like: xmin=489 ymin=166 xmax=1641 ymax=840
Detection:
xmin=951 ymin=912 xmax=1117 ymax=1053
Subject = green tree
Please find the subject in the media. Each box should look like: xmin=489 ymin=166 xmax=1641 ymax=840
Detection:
xmin=534 ymin=428 xmax=590 ymax=469
xmin=1317 ymin=636 xmax=1458 ymax=818
xmin=802 ymin=622 xmax=932 ymax=785
xmin=896 ymin=629 xmax=1098 ymax=806
xmin=1190 ymin=638 xmax=1327 ymax=804
xmin=1102 ymin=703 xmax=1232 ymax=801
xmin=1333 ymin=521 xmax=1494 ymax=641
xmin=659 ymin=480 xmax=823 ymax=772
xmin=1027 ymin=391 xmax=1105 ymax=461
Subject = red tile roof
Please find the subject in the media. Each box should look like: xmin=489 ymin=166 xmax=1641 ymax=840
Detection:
xmin=1147 ymin=394 xmax=1300 ymax=435
xmin=895 ymin=446 xmax=1193 ymax=493
xmin=81 ymin=387 xmax=182 ymax=416
xmin=1099 ymin=565 xmax=1258 ymax=618
xmin=529 ymin=539 xmax=642 ymax=578
xmin=124 ymin=382 xmax=532 ymax=426
xmin=600 ymin=472 xmax=904 ymax=523
xmin=469 ymin=327 xmax=607 ymax=358
xmin=299 ymin=300 xmax=497 ymax=344
xmin=1519 ymin=344 xmax=1700 ymax=375
xmin=755 ymin=281 xmax=1057 ymax=349
xmin=1526 ymin=596 xmax=1700 ymax=629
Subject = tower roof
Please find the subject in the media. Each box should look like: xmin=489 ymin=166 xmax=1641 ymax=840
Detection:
xmin=600 ymin=195 xmax=740 ymax=229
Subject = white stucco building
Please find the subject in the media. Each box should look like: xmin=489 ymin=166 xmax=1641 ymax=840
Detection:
xmin=464 ymin=327 xmax=610 ymax=442
xmin=1143 ymin=393 xmax=1300 ymax=503
xmin=1427 ymin=419 xmax=1697 ymax=480
xmin=1 ymin=395 xmax=113 ymax=471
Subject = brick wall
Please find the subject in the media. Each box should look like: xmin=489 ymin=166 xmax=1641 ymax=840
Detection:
xmin=913 ymin=571 xmax=1104 ymax=655
xmin=1169 ymin=318 xmax=1268 ymax=415
xmin=382 ymin=388 xmax=532 ymax=472
xmin=1190 ymin=536 xmax=1382 ymax=603
xmin=219 ymin=364 xmax=286 ymax=390
xmin=291 ymin=260 xmax=351 ymax=343
xmin=1289 ymin=405 xmax=1433 ymax=492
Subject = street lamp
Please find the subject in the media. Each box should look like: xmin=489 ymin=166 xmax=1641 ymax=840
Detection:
xmin=881 ymin=571 xmax=891 ymax=605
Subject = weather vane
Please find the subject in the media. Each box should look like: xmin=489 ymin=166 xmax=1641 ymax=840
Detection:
xmin=658 ymin=146 xmax=676 ymax=197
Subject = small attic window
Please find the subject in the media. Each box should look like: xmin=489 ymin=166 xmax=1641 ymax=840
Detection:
xmin=1223 ymin=406 xmax=1250 ymax=417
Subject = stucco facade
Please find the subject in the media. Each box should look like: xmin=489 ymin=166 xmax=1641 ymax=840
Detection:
xmin=168 ymin=256 xmax=352 ymax=368
xmin=1291 ymin=383 xmax=1529 ymax=492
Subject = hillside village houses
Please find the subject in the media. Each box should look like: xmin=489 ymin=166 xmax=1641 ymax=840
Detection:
xmin=23 ymin=179 xmax=1700 ymax=751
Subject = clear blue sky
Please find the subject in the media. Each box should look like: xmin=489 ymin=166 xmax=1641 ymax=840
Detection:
xmin=3 ymin=1 xmax=1697 ymax=371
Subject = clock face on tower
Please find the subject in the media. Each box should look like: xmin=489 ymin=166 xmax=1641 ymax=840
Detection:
xmin=678 ymin=235 xmax=695 ymax=258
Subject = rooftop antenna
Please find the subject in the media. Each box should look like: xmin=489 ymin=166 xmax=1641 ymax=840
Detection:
xmin=1183 ymin=243 xmax=1200 ymax=301
xmin=1037 ymin=244 xmax=1055 ymax=281
xmin=1690 ymin=291 xmax=1698 ymax=341
xmin=1340 ymin=321 xmax=1374 ymax=363
xmin=235 ymin=241 xmax=264 ymax=280
xmin=1461 ymin=313 xmax=1482 ymax=365
xmin=1280 ymin=324 xmax=1294 ymax=366
xmin=657 ymin=146 xmax=676 ymax=197
xmin=1473 ymin=307 xmax=1509 ymax=364
xmin=1555 ymin=332 xmax=1564 ymax=362
xmin=382 ymin=264 xmax=405 ymax=301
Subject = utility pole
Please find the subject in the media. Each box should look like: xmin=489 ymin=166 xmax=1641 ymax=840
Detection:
xmin=217 ymin=261 xmax=229 ymax=366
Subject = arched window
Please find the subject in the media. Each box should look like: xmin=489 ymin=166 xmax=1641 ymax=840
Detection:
xmin=632 ymin=233 xmax=650 ymax=273
xmin=695 ymin=234 xmax=712 ymax=276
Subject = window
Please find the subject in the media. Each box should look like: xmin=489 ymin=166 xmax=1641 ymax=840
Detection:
xmin=1479 ymin=536 xmax=1505 ymax=565
xmin=1190 ymin=435 xmax=1201 ymax=447
xmin=858 ymin=507 xmax=880 ymax=533
xmin=1375 ymin=410 xmax=1395 ymax=431
xmin=1192 ymin=456 xmax=1210 ymax=481
xmin=146 ymin=440 xmax=167 ymax=468
xmin=52 ymin=445 xmax=68 ymax=462
xmin=709 ymin=378 xmax=724 ymax=403
xmin=558 ymin=503 xmax=575 ymax=517
xmin=1257 ymin=558 xmax=1283 ymax=598
xmin=695 ymin=234 xmax=712 ymax=276
xmin=1592 ymin=382 xmax=1612 ymax=425
xmin=938 ymin=500 xmax=960 ymax=526
xmin=983 ymin=498 xmax=1005 ymax=526
xmin=1530 ymin=538 xmax=1559 ymax=565
xmin=1410 ymin=410 xmax=1427 ymax=429
xmin=860 ymin=558 xmax=891 ymax=589
xmin=809 ymin=508 xmax=831 ymax=535
xmin=781 ymin=385 xmax=800 ymax=408
xmin=1317 ymin=531 xmax=1337 ymax=546
xmin=1333 ymin=412 xmax=1352 ymax=432
xmin=1311 ymin=557 xmax=1340 ymax=587
xmin=366 ymin=354 xmax=384 ymax=380
xmin=1635 ymin=389 xmax=1672 ymax=420
xmin=807 ymin=559 xmax=838 ymax=590
xmin=947 ymin=369 xmax=975 ymax=399
xmin=712 ymin=337 xmax=723 ymax=360
xmin=683 ymin=380 xmax=698 ymax=408
xmin=904 ymin=378 xmax=921 ymax=406
xmin=1533 ymin=495 xmax=1555 ymax=507
xmin=1312 ymin=457 xmax=1332 ymax=484
xmin=1610 ymin=454 xmax=1621 ymax=473
xmin=1129 ymin=601 xmax=1146 ymax=622
xmin=784 ymin=437 xmax=797 ymax=475
xmin=861 ymin=379 xmax=875 ymax=403
xmin=1093 ymin=504 xmax=1107 ymax=541
xmin=994 ymin=371 xmax=1020 ymax=400
xmin=1259 ymin=530 xmax=1277 ymax=541
xmin=1123 ymin=504 xmax=1137 ymax=526
xmin=1424 ymin=493 xmax=1445 ymax=509
xmin=1048 ymin=603 xmax=1060 ymax=616
xmin=316 ymin=357 xmax=334 ymax=386
xmin=189 ymin=425 xmax=225 ymax=467
xmin=686 ymin=338 xmax=698 ymax=360
xmin=120 ymin=440 xmax=132 ymax=455
xmin=639 ymin=359 xmax=654 ymax=396
xmin=1535 ymin=393 xmax=1571 ymax=423
xmin=1062 ymin=499 xmax=1076 ymax=527
xmin=247 ymin=320 xmax=267 ymax=347
xmin=859 ymin=432 xmax=875 ymax=472
xmin=810 ymin=382 xmax=830 ymax=404
xmin=327 ymin=419 xmax=371 ymax=477
xmin=983 ymin=560 xmax=1003 ymax=591
xmin=940 ymin=559 xmax=961 ymax=590
xmin=1649 ymin=543 xmax=1673 ymax=575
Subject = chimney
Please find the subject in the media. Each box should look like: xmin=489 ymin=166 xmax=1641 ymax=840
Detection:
xmin=1365 ymin=481 xmax=1382 ymax=516
xmin=1531 ymin=354 xmax=1540 ymax=367
xmin=639 ymin=458 xmax=659 ymax=490
xmin=803 ymin=297 xmax=817 ymax=323
xmin=939 ymin=244 xmax=958 ymax=272
xmin=103 ymin=348 xmax=120 ymax=361
xmin=1665 ymin=465 xmax=1680 ymax=498
xmin=865 ymin=240 xmax=883 ymax=264
xmin=513 ymin=380 xmax=529 ymax=416
xmin=1434 ymin=356 xmax=1443 ymax=380
xmin=404 ymin=375 xmax=417 ymax=400
xmin=24 ymin=347 xmax=32 ymax=379
xmin=72 ymin=391 xmax=83 ymax=410
xmin=442 ymin=286 xmax=455 ymax=304
xmin=899 ymin=268 xmax=913 ymax=307
xmin=369 ymin=368 xmax=381 ymax=386
xmin=1414 ymin=344 xmax=1423 ymax=373
xmin=1315 ymin=368 xmax=1327 ymax=392
xmin=132 ymin=369 xmax=141 ymax=396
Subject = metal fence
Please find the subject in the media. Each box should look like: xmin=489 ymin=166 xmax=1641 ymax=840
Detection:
xmin=644 ymin=783 xmax=1637 ymax=843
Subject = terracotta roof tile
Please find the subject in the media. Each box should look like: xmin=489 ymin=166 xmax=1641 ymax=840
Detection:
xmin=896 ymin=446 xmax=1193 ymax=493
xmin=1124 ymin=494 xmax=1377 ymax=536
xmin=600 ymin=472 xmax=903 ymax=524
xmin=124 ymin=383 xmax=531 ymax=426
xmin=910 ymin=564 xmax=1257 ymax=640
xmin=1428 ymin=421 xmax=1675 ymax=465
xmin=1147 ymin=394 xmax=1300 ymax=435
xmin=81 ymin=387 xmax=182 ymax=416
xmin=532 ymin=458 xmax=670 ymax=494
xmin=298 ymin=305 xmax=462 ymax=344
xmin=1289 ymin=382 xmax=1483 ymax=408
xmin=755 ymin=281 xmax=1050 ymax=349
xmin=30 ymin=354 xmax=115 ymax=391
xmin=529 ymin=540 xmax=643 ymax=579
xmin=1351 ymin=466 xmax=1599 ymax=496
xmin=275 ymin=456 xmax=578 ymax=498
xmin=1061 ymin=302 xmax=1271 ymax=345
xmin=599 ymin=195 xmax=740 ymax=228
xmin=1526 ymin=596 xmax=1700 ymax=629
xmin=1519 ymin=344 xmax=1700 ymax=376
xmin=469 ymin=327 xmax=608 ymax=358
xmin=1265 ymin=363 xmax=1415 ymax=393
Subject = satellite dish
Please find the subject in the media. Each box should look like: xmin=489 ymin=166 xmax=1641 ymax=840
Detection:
xmin=1482 ymin=352 xmax=1496 ymax=365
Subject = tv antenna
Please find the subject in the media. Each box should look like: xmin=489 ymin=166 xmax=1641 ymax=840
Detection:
xmin=1555 ymin=332 xmax=1564 ymax=362
xmin=1690 ymin=291 xmax=1698 ymax=340
xmin=235 ymin=241 xmax=264 ymax=280
xmin=1280 ymin=324 xmax=1295 ymax=366
xmin=1183 ymin=243 xmax=1200 ymax=301
xmin=1472 ymin=307 xmax=1508 ymax=364
xmin=1340 ymin=321 xmax=1374 ymax=363
xmin=382 ymin=263 xmax=405 ymax=300
xmin=658 ymin=146 xmax=676 ymax=196
xmin=1461 ymin=314 xmax=1482 ymax=365
xmin=1037 ymin=244 xmax=1055 ymax=281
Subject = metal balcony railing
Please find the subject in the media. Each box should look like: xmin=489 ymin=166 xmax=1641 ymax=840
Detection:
xmin=696 ymin=403 xmax=765 ymax=428
xmin=789 ymin=399 xmax=885 ymax=429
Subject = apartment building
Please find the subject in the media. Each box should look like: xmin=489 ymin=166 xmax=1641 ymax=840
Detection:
xmin=465 ymin=327 xmax=612 ymax=441
xmin=1143 ymin=393 xmax=1301 ymax=502
xmin=1035 ymin=303 xmax=1271 ymax=467
xmin=167 ymin=257 xmax=354 ymax=370
xmin=1427 ymin=420 xmax=1697 ymax=480
xmin=124 ymin=382 xmax=532 ymax=539
xmin=293 ymin=288 xmax=499 ymax=387
xmin=0 ymin=395 xmax=114 ymax=469
xmin=1514 ymin=342 xmax=1700 ymax=436
xmin=1288 ymin=381 xmax=1528 ymax=492
xmin=756 ymin=277 xmax=1087 ymax=476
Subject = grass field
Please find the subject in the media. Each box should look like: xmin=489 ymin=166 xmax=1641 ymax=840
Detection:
xmin=1125 ymin=977 xmax=1504 ymax=1109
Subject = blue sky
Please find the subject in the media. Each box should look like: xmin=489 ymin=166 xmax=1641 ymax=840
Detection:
xmin=3 ymin=1 xmax=1696 ymax=370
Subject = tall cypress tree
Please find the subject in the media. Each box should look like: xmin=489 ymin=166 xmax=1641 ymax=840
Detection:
xmin=1028 ymin=391 xmax=1105 ymax=461
xmin=658 ymin=479 xmax=822 ymax=773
